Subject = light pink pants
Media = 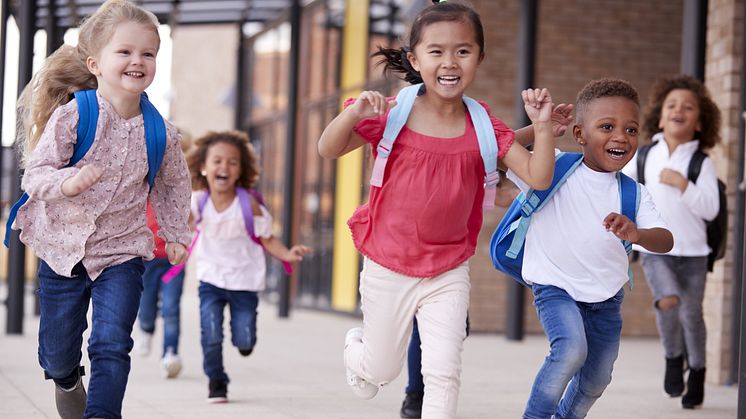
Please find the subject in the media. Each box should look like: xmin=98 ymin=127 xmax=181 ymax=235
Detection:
xmin=344 ymin=258 xmax=470 ymax=419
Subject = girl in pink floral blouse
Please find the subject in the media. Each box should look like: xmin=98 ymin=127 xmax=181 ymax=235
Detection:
xmin=10 ymin=1 xmax=190 ymax=418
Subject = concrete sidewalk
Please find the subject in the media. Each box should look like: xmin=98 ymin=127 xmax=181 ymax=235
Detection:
xmin=0 ymin=288 xmax=738 ymax=418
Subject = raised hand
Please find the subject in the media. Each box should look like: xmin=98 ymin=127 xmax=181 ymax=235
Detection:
xmin=350 ymin=90 xmax=397 ymax=119
xmin=61 ymin=164 xmax=103 ymax=197
xmin=550 ymin=103 xmax=574 ymax=137
xmin=522 ymin=88 xmax=553 ymax=125
xmin=602 ymin=212 xmax=639 ymax=243
xmin=166 ymin=242 xmax=188 ymax=265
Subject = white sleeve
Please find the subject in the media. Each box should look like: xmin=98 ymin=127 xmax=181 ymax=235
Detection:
xmin=680 ymin=156 xmax=720 ymax=221
xmin=622 ymin=153 xmax=638 ymax=181
xmin=253 ymin=205 xmax=274 ymax=238
xmin=636 ymin=185 xmax=668 ymax=230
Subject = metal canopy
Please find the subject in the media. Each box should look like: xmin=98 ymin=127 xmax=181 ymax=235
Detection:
xmin=12 ymin=0 xmax=294 ymax=29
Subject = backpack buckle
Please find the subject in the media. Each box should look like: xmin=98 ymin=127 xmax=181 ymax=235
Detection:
xmin=376 ymin=141 xmax=392 ymax=158
xmin=484 ymin=171 xmax=500 ymax=188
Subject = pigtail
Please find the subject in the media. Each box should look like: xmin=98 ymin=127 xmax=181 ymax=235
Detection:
xmin=17 ymin=44 xmax=97 ymax=165
xmin=373 ymin=46 xmax=422 ymax=85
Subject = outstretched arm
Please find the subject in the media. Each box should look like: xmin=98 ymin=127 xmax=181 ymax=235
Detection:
xmin=500 ymin=88 xmax=555 ymax=190
xmin=318 ymin=91 xmax=397 ymax=159
xmin=603 ymin=212 xmax=674 ymax=253
xmin=260 ymin=236 xmax=312 ymax=262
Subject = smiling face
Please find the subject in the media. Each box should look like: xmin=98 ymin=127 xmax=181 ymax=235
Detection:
xmin=574 ymin=96 xmax=641 ymax=173
xmin=659 ymin=88 xmax=701 ymax=143
xmin=202 ymin=142 xmax=242 ymax=194
xmin=406 ymin=19 xmax=483 ymax=101
xmin=87 ymin=21 xmax=159 ymax=101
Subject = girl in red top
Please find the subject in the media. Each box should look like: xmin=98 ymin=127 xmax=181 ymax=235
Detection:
xmin=318 ymin=2 xmax=555 ymax=417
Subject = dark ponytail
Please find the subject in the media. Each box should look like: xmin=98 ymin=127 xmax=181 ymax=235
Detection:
xmin=372 ymin=47 xmax=422 ymax=85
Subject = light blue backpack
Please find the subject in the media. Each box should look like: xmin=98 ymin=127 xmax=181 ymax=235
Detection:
xmin=489 ymin=152 xmax=640 ymax=287
xmin=369 ymin=83 xmax=500 ymax=208
xmin=4 ymin=90 xmax=167 ymax=247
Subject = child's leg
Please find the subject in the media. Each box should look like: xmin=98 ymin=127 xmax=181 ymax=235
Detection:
xmin=199 ymin=282 xmax=230 ymax=382
xmin=672 ymin=256 xmax=707 ymax=370
xmin=524 ymin=285 xmax=587 ymax=419
xmin=556 ymin=289 xmax=624 ymax=419
xmin=640 ymin=254 xmax=685 ymax=358
xmin=405 ymin=318 xmax=424 ymax=393
xmin=86 ymin=257 xmax=145 ymax=419
xmin=227 ymin=290 xmax=259 ymax=355
xmin=344 ymin=258 xmax=419 ymax=387
xmin=416 ymin=262 xmax=470 ymax=419
xmin=161 ymin=265 xmax=185 ymax=356
xmin=37 ymin=261 xmax=90 ymax=389
xmin=137 ymin=259 xmax=163 ymax=336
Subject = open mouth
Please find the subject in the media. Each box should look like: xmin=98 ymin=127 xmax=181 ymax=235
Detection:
xmin=124 ymin=71 xmax=144 ymax=78
xmin=437 ymin=75 xmax=460 ymax=86
xmin=606 ymin=148 xmax=628 ymax=160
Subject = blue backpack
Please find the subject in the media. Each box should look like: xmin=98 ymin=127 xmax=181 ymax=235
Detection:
xmin=370 ymin=83 xmax=501 ymax=208
xmin=4 ymin=89 xmax=167 ymax=247
xmin=489 ymin=152 xmax=640 ymax=287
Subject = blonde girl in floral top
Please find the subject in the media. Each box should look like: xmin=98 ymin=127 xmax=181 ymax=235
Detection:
xmin=11 ymin=1 xmax=190 ymax=418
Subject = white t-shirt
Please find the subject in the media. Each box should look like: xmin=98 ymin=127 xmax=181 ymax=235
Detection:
xmin=622 ymin=135 xmax=719 ymax=257
xmin=508 ymin=159 xmax=667 ymax=303
xmin=191 ymin=194 xmax=273 ymax=291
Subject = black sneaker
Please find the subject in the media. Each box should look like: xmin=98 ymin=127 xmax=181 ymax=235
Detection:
xmin=664 ymin=356 xmax=684 ymax=397
xmin=207 ymin=379 xmax=228 ymax=403
xmin=682 ymin=368 xmax=705 ymax=409
xmin=400 ymin=391 xmax=423 ymax=418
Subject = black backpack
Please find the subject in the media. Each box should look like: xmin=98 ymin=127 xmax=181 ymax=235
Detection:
xmin=636 ymin=142 xmax=727 ymax=272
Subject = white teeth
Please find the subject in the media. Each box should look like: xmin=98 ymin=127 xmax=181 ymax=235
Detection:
xmin=125 ymin=72 xmax=144 ymax=77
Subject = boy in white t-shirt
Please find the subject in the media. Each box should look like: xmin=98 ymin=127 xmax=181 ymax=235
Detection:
xmin=508 ymin=79 xmax=674 ymax=419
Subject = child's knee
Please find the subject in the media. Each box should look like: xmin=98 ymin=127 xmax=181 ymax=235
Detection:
xmin=550 ymin=338 xmax=587 ymax=370
xmin=366 ymin=359 xmax=402 ymax=385
xmin=656 ymin=295 xmax=679 ymax=311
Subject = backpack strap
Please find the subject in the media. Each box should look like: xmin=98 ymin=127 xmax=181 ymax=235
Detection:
xmin=4 ymin=89 xmax=101 ymax=247
xmin=140 ymin=93 xmax=167 ymax=190
xmin=370 ymin=84 xmax=420 ymax=187
xmin=635 ymin=141 xmax=657 ymax=185
xmin=505 ymin=152 xmax=584 ymax=259
xmin=618 ymin=172 xmax=640 ymax=288
xmin=687 ymin=149 xmax=707 ymax=184
xmin=463 ymin=96 xmax=499 ymax=209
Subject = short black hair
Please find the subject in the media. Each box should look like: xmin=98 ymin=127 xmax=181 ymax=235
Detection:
xmin=576 ymin=78 xmax=640 ymax=123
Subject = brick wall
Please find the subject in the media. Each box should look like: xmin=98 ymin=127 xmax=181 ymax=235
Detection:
xmin=704 ymin=0 xmax=743 ymax=384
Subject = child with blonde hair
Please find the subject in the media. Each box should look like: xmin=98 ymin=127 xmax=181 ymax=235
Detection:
xmin=9 ymin=1 xmax=191 ymax=417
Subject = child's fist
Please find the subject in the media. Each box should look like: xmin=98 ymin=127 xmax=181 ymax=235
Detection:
xmin=166 ymin=242 xmax=188 ymax=265
xmin=350 ymin=91 xmax=397 ymax=119
xmin=659 ymin=168 xmax=688 ymax=192
xmin=285 ymin=245 xmax=312 ymax=263
xmin=602 ymin=212 xmax=639 ymax=243
xmin=62 ymin=164 xmax=103 ymax=197
xmin=522 ymin=88 xmax=553 ymax=124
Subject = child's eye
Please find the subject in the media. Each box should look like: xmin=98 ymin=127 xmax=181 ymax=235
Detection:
xmin=600 ymin=124 xmax=613 ymax=131
xmin=626 ymin=127 xmax=639 ymax=135
xmin=457 ymin=49 xmax=471 ymax=56
xmin=428 ymin=49 xmax=442 ymax=55
xmin=117 ymin=49 xmax=130 ymax=55
xmin=144 ymin=52 xmax=155 ymax=58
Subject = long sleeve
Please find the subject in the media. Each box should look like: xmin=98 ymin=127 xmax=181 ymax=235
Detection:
xmin=681 ymin=155 xmax=720 ymax=221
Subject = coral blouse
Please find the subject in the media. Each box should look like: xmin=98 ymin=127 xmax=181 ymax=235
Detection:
xmin=345 ymin=97 xmax=514 ymax=277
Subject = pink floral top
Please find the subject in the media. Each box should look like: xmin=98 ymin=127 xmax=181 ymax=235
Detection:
xmin=15 ymin=91 xmax=192 ymax=279
xmin=345 ymin=97 xmax=515 ymax=277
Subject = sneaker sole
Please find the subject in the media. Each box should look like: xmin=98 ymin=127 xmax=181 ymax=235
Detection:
xmin=207 ymin=397 xmax=228 ymax=404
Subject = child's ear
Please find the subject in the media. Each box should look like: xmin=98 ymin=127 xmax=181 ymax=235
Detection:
xmin=86 ymin=56 xmax=101 ymax=77
xmin=406 ymin=51 xmax=420 ymax=72
xmin=572 ymin=124 xmax=585 ymax=146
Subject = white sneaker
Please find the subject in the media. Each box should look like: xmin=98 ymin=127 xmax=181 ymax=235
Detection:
xmin=161 ymin=349 xmax=183 ymax=379
xmin=344 ymin=328 xmax=379 ymax=399
xmin=135 ymin=330 xmax=153 ymax=357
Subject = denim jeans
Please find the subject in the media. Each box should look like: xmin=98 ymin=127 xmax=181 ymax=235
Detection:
xmin=640 ymin=253 xmax=708 ymax=369
xmin=138 ymin=258 xmax=185 ymax=356
xmin=199 ymin=281 xmax=259 ymax=382
xmin=524 ymin=284 xmax=624 ymax=419
xmin=37 ymin=258 xmax=144 ymax=419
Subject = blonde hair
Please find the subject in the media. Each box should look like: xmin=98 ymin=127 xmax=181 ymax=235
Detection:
xmin=17 ymin=0 xmax=159 ymax=163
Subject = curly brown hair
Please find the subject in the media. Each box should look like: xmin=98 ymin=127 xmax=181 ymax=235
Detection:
xmin=642 ymin=74 xmax=721 ymax=149
xmin=186 ymin=130 xmax=260 ymax=191
xmin=575 ymin=78 xmax=640 ymax=124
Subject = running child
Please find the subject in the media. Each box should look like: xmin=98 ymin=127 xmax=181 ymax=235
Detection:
xmin=318 ymin=1 xmax=557 ymax=417
xmin=622 ymin=74 xmax=721 ymax=409
xmin=186 ymin=130 xmax=311 ymax=403
xmin=509 ymin=78 xmax=673 ymax=418
xmin=10 ymin=1 xmax=191 ymax=417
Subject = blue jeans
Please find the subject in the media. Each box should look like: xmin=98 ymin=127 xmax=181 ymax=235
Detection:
xmin=199 ymin=281 xmax=259 ymax=382
xmin=524 ymin=285 xmax=624 ymax=419
xmin=137 ymin=258 xmax=185 ymax=355
xmin=37 ymin=258 xmax=144 ymax=419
